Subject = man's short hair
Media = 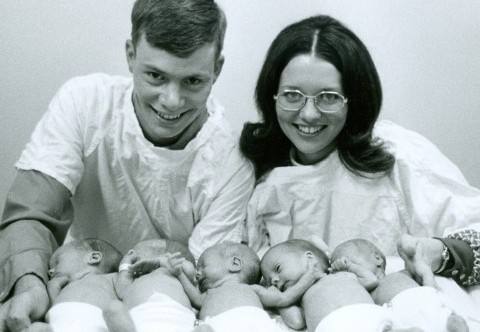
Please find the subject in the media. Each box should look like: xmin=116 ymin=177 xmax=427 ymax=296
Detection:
xmin=131 ymin=0 xmax=226 ymax=59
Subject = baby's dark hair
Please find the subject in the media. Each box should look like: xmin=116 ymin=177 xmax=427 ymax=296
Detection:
xmin=69 ymin=238 xmax=122 ymax=273
xmin=266 ymin=239 xmax=330 ymax=272
xmin=331 ymin=238 xmax=386 ymax=271
xmin=212 ymin=241 xmax=261 ymax=284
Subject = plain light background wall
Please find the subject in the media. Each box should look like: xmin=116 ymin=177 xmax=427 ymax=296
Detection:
xmin=1 ymin=1 xmax=479 ymax=219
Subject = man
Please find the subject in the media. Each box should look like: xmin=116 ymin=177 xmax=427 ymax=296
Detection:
xmin=0 ymin=0 xmax=254 ymax=330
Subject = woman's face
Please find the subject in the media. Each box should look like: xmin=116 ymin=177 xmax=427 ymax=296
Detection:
xmin=275 ymin=55 xmax=347 ymax=165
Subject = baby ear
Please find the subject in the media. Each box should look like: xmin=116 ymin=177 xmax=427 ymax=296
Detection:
xmin=229 ymin=256 xmax=242 ymax=273
xmin=87 ymin=251 xmax=103 ymax=265
xmin=373 ymin=251 xmax=383 ymax=267
xmin=305 ymin=251 xmax=314 ymax=260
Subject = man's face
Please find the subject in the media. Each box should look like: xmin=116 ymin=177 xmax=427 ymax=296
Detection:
xmin=126 ymin=35 xmax=223 ymax=147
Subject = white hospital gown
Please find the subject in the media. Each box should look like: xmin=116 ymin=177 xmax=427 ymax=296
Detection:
xmin=247 ymin=120 xmax=480 ymax=257
xmin=16 ymin=73 xmax=254 ymax=259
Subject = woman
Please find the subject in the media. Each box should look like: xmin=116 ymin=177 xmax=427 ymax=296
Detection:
xmin=241 ymin=15 xmax=479 ymax=287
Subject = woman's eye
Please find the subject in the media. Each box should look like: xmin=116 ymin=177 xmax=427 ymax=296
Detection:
xmin=318 ymin=92 xmax=339 ymax=103
xmin=284 ymin=91 xmax=303 ymax=101
xmin=275 ymin=265 xmax=280 ymax=272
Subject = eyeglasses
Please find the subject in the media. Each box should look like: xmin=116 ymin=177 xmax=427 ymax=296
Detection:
xmin=274 ymin=89 xmax=348 ymax=113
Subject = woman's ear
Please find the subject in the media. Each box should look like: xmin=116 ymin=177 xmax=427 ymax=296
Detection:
xmin=87 ymin=251 xmax=103 ymax=265
xmin=229 ymin=256 xmax=242 ymax=273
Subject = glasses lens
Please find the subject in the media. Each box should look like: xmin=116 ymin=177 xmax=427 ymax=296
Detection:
xmin=276 ymin=91 xmax=305 ymax=111
xmin=314 ymin=92 xmax=345 ymax=113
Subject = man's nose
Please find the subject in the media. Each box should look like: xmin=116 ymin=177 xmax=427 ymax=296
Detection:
xmin=159 ymin=83 xmax=185 ymax=110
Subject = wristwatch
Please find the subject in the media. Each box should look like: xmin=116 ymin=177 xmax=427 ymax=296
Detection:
xmin=435 ymin=243 xmax=450 ymax=273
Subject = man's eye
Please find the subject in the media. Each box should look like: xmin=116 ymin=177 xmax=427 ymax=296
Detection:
xmin=146 ymin=72 xmax=165 ymax=82
xmin=185 ymin=77 xmax=202 ymax=86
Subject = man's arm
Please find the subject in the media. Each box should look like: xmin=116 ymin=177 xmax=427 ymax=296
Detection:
xmin=188 ymin=147 xmax=255 ymax=259
xmin=0 ymin=170 xmax=71 ymax=330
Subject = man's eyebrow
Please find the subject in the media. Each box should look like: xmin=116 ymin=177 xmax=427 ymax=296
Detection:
xmin=142 ymin=64 xmax=209 ymax=79
xmin=142 ymin=64 xmax=167 ymax=74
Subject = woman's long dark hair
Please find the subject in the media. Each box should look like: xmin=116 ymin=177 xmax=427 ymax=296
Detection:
xmin=240 ymin=15 xmax=394 ymax=179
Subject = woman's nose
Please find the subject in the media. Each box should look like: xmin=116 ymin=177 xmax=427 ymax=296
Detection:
xmin=299 ymin=99 xmax=321 ymax=121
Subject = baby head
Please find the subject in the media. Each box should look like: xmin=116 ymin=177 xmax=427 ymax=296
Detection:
xmin=261 ymin=239 xmax=329 ymax=291
xmin=330 ymin=238 xmax=386 ymax=274
xmin=48 ymin=238 xmax=122 ymax=279
xmin=196 ymin=241 xmax=261 ymax=292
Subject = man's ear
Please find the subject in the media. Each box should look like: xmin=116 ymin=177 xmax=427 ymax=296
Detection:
xmin=229 ymin=256 xmax=242 ymax=273
xmin=125 ymin=39 xmax=135 ymax=74
xmin=213 ymin=55 xmax=224 ymax=83
xmin=87 ymin=251 xmax=103 ymax=265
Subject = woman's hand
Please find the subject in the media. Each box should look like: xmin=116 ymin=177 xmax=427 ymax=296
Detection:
xmin=397 ymin=234 xmax=444 ymax=287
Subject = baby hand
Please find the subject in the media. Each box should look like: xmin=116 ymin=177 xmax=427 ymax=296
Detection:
xmin=330 ymin=257 xmax=350 ymax=272
xmin=130 ymin=258 xmax=163 ymax=277
xmin=164 ymin=252 xmax=185 ymax=277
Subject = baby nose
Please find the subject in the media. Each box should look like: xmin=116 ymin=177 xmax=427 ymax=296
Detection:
xmin=271 ymin=274 xmax=279 ymax=287
xmin=48 ymin=268 xmax=55 ymax=278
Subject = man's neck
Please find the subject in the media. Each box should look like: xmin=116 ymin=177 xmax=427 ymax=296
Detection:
xmin=165 ymin=109 xmax=208 ymax=150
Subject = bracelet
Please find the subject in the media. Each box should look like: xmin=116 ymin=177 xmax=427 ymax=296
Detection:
xmin=119 ymin=263 xmax=132 ymax=272
xmin=435 ymin=243 xmax=450 ymax=273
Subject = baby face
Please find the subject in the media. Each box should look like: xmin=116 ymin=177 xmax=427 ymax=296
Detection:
xmin=48 ymin=245 xmax=88 ymax=279
xmin=195 ymin=246 xmax=229 ymax=292
xmin=261 ymin=246 xmax=307 ymax=291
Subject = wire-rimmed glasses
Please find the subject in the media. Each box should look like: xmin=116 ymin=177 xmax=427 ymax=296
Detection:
xmin=274 ymin=89 xmax=348 ymax=113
